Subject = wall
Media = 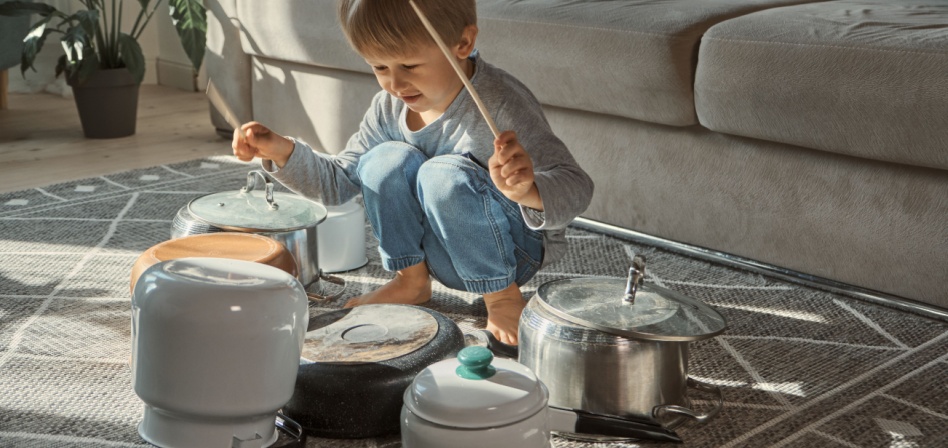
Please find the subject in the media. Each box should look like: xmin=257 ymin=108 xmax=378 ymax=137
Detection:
xmin=155 ymin=3 xmax=202 ymax=91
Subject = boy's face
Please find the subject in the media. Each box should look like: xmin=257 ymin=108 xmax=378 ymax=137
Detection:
xmin=364 ymin=26 xmax=477 ymax=122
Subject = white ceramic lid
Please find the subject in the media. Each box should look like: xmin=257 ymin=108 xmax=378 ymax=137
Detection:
xmin=403 ymin=346 xmax=548 ymax=428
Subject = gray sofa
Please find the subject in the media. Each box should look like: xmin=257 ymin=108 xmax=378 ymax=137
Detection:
xmin=204 ymin=0 xmax=948 ymax=312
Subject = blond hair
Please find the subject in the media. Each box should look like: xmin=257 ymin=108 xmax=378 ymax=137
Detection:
xmin=338 ymin=0 xmax=477 ymax=58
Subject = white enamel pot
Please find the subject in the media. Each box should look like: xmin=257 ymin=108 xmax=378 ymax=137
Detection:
xmin=400 ymin=347 xmax=682 ymax=448
xmin=131 ymin=257 xmax=308 ymax=448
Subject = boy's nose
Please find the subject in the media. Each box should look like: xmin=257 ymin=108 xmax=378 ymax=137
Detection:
xmin=389 ymin=74 xmax=409 ymax=92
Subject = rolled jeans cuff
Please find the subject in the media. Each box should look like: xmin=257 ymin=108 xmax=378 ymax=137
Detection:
xmin=461 ymin=277 xmax=516 ymax=295
xmin=381 ymin=255 xmax=425 ymax=272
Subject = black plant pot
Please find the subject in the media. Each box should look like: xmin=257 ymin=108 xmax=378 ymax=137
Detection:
xmin=68 ymin=68 xmax=140 ymax=139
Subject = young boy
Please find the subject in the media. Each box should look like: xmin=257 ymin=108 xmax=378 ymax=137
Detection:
xmin=232 ymin=0 xmax=593 ymax=346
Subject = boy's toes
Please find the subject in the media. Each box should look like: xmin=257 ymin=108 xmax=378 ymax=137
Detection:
xmin=497 ymin=329 xmax=518 ymax=346
xmin=342 ymin=297 xmax=362 ymax=308
xmin=486 ymin=323 xmax=519 ymax=346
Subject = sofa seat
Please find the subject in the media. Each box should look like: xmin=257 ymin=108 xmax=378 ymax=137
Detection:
xmin=695 ymin=0 xmax=948 ymax=170
xmin=237 ymin=0 xmax=824 ymax=127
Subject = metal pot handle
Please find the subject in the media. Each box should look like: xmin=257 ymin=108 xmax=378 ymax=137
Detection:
xmin=652 ymin=377 xmax=723 ymax=425
xmin=272 ymin=411 xmax=305 ymax=448
xmin=305 ymin=271 xmax=347 ymax=302
xmin=240 ymin=170 xmax=278 ymax=210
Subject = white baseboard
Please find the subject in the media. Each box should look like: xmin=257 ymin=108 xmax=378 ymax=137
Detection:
xmin=156 ymin=58 xmax=196 ymax=91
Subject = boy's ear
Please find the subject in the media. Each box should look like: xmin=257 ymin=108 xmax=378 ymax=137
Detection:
xmin=453 ymin=25 xmax=478 ymax=59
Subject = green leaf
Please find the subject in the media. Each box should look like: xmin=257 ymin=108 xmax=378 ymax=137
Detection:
xmin=55 ymin=54 xmax=67 ymax=78
xmin=168 ymin=0 xmax=206 ymax=71
xmin=19 ymin=22 xmax=53 ymax=76
xmin=118 ymin=33 xmax=145 ymax=84
xmin=75 ymin=50 xmax=100 ymax=83
xmin=60 ymin=25 xmax=90 ymax=64
xmin=0 ymin=1 xmax=56 ymax=17
xmin=74 ymin=10 xmax=100 ymax=45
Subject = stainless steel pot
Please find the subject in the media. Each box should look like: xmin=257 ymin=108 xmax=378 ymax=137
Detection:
xmin=171 ymin=170 xmax=344 ymax=301
xmin=518 ymin=255 xmax=727 ymax=439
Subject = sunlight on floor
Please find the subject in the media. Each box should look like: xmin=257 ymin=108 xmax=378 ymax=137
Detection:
xmin=690 ymin=375 xmax=808 ymax=397
xmin=712 ymin=303 xmax=828 ymax=323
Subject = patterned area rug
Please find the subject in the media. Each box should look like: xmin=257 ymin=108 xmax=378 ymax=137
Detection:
xmin=0 ymin=157 xmax=945 ymax=448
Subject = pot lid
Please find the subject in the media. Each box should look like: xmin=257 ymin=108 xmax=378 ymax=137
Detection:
xmin=187 ymin=171 xmax=327 ymax=232
xmin=535 ymin=255 xmax=727 ymax=342
xmin=403 ymin=346 xmax=548 ymax=428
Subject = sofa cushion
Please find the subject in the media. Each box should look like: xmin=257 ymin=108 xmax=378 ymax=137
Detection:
xmin=1 ymin=0 xmax=32 ymax=71
xmin=695 ymin=0 xmax=948 ymax=170
xmin=237 ymin=0 xmax=823 ymax=127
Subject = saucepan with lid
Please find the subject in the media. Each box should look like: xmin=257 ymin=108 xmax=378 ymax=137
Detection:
xmin=519 ymin=255 xmax=727 ymax=441
xmin=171 ymin=170 xmax=344 ymax=301
xmin=400 ymin=346 xmax=682 ymax=447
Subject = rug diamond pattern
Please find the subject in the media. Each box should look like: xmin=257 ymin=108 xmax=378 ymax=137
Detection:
xmin=0 ymin=157 xmax=945 ymax=448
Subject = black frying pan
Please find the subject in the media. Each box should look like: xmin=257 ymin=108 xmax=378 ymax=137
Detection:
xmin=282 ymin=304 xmax=465 ymax=439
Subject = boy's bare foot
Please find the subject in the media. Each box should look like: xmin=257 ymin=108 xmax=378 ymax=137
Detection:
xmin=343 ymin=261 xmax=432 ymax=308
xmin=483 ymin=283 xmax=526 ymax=346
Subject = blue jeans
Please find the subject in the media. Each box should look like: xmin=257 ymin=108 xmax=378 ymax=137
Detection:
xmin=357 ymin=141 xmax=544 ymax=294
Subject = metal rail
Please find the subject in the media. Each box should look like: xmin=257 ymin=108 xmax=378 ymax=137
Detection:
xmin=571 ymin=218 xmax=948 ymax=323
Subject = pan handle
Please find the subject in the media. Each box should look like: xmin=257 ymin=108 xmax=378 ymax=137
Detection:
xmin=305 ymin=271 xmax=347 ymax=302
xmin=652 ymin=378 xmax=723 ymax=425
xmin=272 ymin=411 xmax=305 ymax=448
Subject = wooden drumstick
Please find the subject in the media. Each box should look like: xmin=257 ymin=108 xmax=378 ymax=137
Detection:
xmin=206 ymin=79 xmax=247 ymax=142
xmin=408 ymin=0 xmax=500 ymax=138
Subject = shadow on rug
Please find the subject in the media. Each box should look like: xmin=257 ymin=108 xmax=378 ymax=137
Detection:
xmin=0 ymin=157 xmax=945 ymax=448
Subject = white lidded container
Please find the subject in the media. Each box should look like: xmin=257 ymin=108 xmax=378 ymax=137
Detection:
xmin=131 ymin=257 xmax=308 ymax=448
xmin=317 ymin=199 xmax=368 ymax=273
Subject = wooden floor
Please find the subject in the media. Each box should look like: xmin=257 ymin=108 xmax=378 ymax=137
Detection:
xmin=0 ymin=84 xmax=234 ymax=194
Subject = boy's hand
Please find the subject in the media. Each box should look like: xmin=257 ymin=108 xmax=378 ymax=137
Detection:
xmin=232 ymin=122 xmax=295 ymax=168
xmin=489 ymin=130 xmax=542 ymax=210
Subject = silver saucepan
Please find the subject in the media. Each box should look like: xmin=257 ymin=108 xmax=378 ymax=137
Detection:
xmin=171 ymin=170 xmax=344 ymax=301
xmin=518 ymin=255 xmax=727 ymax=441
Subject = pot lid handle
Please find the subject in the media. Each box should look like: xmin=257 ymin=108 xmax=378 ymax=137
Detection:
xmin=240 ymin=170 xmax=278 ymax=210
xmin=624 ymin=255 xmax=646 ymax=304
xmin=455 ymin=346 xmax=496 ymax=380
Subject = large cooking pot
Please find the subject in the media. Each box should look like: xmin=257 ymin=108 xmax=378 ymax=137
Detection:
xmin=284 ymin=304 xmax=466 ymax=439
xmin=132 ymin=257 xmax=308 ymax=448
xmin=400 ymin=346 xmax=682 ymax=448
xmin=519 ymin=255 xmax=727 ymax=441
xmin=171 ymin=170 xmax=344 ymax=300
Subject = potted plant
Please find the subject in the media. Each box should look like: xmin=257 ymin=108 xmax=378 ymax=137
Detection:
xmin=0 ymin=0 xmax=206 ymax=138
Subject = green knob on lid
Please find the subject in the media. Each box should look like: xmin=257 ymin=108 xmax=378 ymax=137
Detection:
xmin=456 ymin=346 xmax=496 ymax=380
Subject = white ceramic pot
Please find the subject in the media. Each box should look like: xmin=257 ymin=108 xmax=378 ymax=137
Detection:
xmin=131 ymin=257 xmax=309 ymax=448
xmin=317 ymin=199 xmax=368 ymax=273
xmin=400 ymin=347 xmax=681 ymax=448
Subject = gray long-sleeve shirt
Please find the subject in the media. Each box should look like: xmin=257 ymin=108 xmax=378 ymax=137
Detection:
xmin=262 ymin=52 xmax=593 ymax=267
